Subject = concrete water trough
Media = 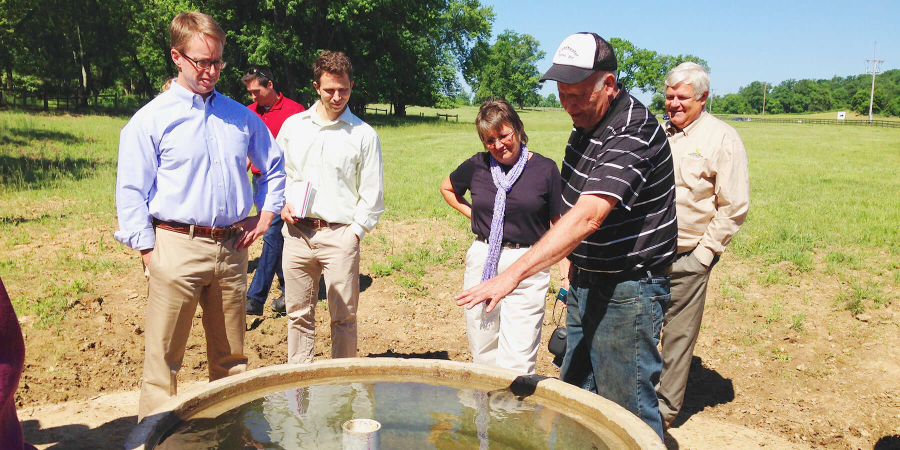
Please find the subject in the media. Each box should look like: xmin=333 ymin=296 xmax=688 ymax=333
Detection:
xmin=125 ymin=358 xmax=664 ymax=449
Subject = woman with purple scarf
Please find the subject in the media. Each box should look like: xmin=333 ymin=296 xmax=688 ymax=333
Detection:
xmin=440 ymin=100 xmax=569 ymax=374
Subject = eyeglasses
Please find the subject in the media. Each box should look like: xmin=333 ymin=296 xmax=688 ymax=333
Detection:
xmin=180 ymin=52 xmax=226 ymax=71
xmin=483 ymin=131 xmax=515 ymax=147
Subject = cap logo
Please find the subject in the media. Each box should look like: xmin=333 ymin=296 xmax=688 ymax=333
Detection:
xmin=556 ymin=45 xmax=579 ymax=60
xmin=551 ymin=33 xmax=597 ymax=70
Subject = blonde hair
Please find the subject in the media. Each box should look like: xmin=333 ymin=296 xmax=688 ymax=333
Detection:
xmin=169 ymin=11 xmax=225 ymax=54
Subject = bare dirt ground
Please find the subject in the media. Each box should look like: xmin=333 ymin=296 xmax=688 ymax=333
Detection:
xmin=13 ymin=219 xmax=900 ymax=449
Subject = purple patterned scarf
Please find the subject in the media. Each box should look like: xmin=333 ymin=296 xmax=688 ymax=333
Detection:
xmin=481 ymin=144 xmax=528 ymax=282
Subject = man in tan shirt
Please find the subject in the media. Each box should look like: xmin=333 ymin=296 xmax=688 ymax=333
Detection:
xmin=656 ymin=62 xmax=750 ymax=428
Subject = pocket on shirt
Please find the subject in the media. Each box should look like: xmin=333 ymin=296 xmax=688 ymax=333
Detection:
xmin=678 ymin=156 xmax=709 ymax=190
xmin=223 ymin=128 xmax=250 ymax=166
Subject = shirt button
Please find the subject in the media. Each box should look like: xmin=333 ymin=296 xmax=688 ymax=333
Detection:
xmin=218 ymin=183 xmax=222 ymax=187
xmin=220 ymin=207 xmax=224 ymax=211
xmin=214 ymin=160 xmax=219 ymax=164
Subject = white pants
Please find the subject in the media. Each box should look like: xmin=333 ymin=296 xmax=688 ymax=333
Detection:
xmin=463 ymin=239 xmax=550 ymax=374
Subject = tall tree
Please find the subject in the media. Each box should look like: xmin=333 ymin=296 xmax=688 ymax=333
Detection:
xmin=714 ymin=93 xmax=752 ymax=114
xmin=738 ymin=81 xmax=768 ymax=114
xmin=609 ymin=38 xmax=707 ymax=112
xmin=2 ymin=0 xmax=495 ymax=113
xmin=210 ymin=0 xmax=494 ymax=115
xmin=468 ymin=29 xmax=545 ymax=108
xmin=0 ymin=0 xmax=32 ymax=91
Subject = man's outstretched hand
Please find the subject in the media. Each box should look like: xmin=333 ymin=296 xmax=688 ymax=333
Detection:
xmin=455 ymin=272 xmax=519 ymax=313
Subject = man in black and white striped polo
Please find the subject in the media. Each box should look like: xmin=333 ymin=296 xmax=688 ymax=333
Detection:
xmin=456 ymin=32 xmax=677 ymax=440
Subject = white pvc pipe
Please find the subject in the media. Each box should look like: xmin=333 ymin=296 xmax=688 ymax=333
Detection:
xmin=342 ymin=418 xmax=381 ymax=450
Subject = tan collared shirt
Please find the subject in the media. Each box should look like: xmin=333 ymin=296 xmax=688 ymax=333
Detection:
xmin=665 ymin=111 xmax=749 ymax=266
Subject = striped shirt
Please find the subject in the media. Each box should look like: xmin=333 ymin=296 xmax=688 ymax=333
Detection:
xmin=560 ymin=85 xmax=678 ymax=273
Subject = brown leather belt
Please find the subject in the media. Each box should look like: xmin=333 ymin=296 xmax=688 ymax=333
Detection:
xmin=153 ymin=219 xmax=241 ymax=241
xmin=296 ymin=218 xmax=339 ymax=230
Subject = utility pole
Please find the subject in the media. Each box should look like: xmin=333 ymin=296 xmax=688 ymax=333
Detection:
xmin=866 ymin=42 xmax=883 ymax=123
xmin=762 ymin=82 xmax=767 ymax=117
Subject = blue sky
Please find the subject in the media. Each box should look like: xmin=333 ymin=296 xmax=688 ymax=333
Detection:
xmin=480 ymin=0 xmax=899 ymax=105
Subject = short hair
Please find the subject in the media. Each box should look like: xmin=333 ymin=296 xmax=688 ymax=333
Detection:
xmin=475 ymin=99 xmax=528 ymax=146
xmin=170 ymin=12 xmax=226 ymax=54
xmin=242 ymin=65 xmax=274 ymax=88
xmin=665 ymin=62 xmax=710 ymax=100
xmin=594 ymin=70 xmax=616 ymax=93
xmin=313 ymin=51 xmax=353 ymax=84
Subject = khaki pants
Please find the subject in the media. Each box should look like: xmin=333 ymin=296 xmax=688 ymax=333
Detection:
xmin=282 ymin=222 xmax=360 ymax=364
xmin=138 ymin=228 xmax=248 ymax=421
xmin=656 ymin=251 xmax=717 ymax=424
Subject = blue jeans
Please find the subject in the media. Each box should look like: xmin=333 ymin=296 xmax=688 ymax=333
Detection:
xmin=247 ymin=216 xmax=285 ymax=302
xmin=560 ymin=270 xmax=669 ymax=439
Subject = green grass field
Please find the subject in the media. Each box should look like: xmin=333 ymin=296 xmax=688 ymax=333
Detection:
xmin=1 ymin=107 xmax=898 ymax=323
xmin=714 ymin=111 xmax=900 ymax=122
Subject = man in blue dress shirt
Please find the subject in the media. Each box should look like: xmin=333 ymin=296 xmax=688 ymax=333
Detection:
xmin=114 ymin=11 xmax=285 ymax=421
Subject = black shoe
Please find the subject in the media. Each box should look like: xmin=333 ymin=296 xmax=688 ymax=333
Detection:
xmin=246 ymin=297 xmax=265 ymax=316
xmin=271 ymin=294 xmax=286 ymax=314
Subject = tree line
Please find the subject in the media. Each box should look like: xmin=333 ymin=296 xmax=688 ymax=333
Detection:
xmin=0 ymin=0 xmax=497 ymax=115
xmin=15 ymin=1 xmax=889 ymax=118
xmin=709 ymin=70 xmax=900 ymax=117
xmin=1 ymin=0 xmax=718 ymax=116
xmin=0 ymin=0 xmax=712 ymax=116
xmin=461 ymin=36 xmax=709 ymax=110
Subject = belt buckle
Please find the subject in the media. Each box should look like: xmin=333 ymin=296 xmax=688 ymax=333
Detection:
xmin=210 ymin=226 xmax=236 ymax=241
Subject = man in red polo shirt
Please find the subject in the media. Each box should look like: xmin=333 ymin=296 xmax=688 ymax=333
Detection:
xmin=242 ymin=65 xmax=306 ymax=315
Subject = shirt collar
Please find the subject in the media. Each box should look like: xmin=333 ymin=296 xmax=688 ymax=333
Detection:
xmin=261 ymin=93 xmax=285 ymax=113
xmin=665 ymin=110 xmax=708 ymax=136
xmin=169 ymin=80 xmax=219 ymax=109
xmin=307 ymin=101 xmax=358 ymax=126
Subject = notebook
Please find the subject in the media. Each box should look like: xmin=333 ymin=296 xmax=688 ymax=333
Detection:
xmin=285 ymin=181 xmax=316 ymax=218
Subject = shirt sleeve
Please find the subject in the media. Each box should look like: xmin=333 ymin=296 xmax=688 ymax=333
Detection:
xmin=113 ymin=118 xmax=159 ymax=250
xmin=350 ymin=130 xmax=385 ymax=240
xmin=449 ymin=155 xmax=477 ymax=197
xmin=247 ymin=115 xmax=286 ymax=215
xmin=694 ymin=134 xmax=750 ymax=266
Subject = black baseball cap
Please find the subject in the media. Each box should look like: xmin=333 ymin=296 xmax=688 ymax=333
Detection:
xmin=540 ymin=32 xmax=617 ymax=84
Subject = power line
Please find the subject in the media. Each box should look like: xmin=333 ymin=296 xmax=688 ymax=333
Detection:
xmin=865 ymin=42 xmax=884 ymax=123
